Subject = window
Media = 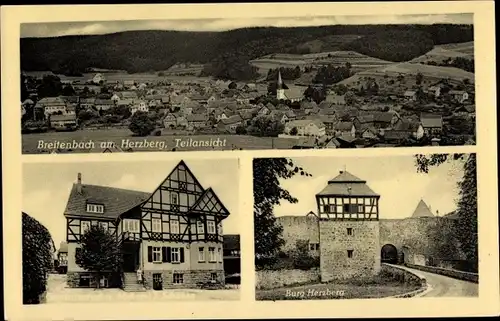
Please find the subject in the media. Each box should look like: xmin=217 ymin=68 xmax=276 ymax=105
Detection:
xmin=171 ymin=192 xmax=179 ymax=205
xmin=309 ymin=243 xmax=315 ymax=251
xmin=197 ymin=221 xmax=204 ymax=234
xmin=347 ymin=228 xmax=353 ymax=236
xmin=211 ymin=273 xmax=217 ymax=282
xmin=173 ymin=273 xmax=184 ymax=284
xmin=171 ymin=247 xmax=180 ymax=263
xmin=123 ymin=219 xmax=139 ymax=233
xmin=315 ymin=244 xmax=320 ymax=250
xmin=218 ymin=248 xmax=222 ymax=262
xmin=218 ymin=223 xmax=223 ymax=235
xmin=208 ymin=247 xmax=216 ymax=262
xmin=343 ymin=204 xmax=358 ymax=214
xmin=153 ymin=247 xmax=162 ymax=263
xmin=99 ymin=222 xmax=108 ymax=231
xmin=152 ymin=218 xmax=162 ymax=233
xmin=170 ymin=220 xmax=180 ymax=234
xmin=86 ymin=203 xmax=104 ymax=214
xmin=99 ymin=276 xmax=108 ymax=287
xmin=81 ymin=221 xmax=90 ymax=233
xmin=198 ymin=247 xmax=205 ymax=262
xmin=347 ymin=250 xmax=354 ymax=258
xmin=207 ymin=221 xmax=216 ymax=234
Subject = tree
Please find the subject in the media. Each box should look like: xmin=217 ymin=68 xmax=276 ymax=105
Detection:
xmin=289 ymin=240 xmax=320 ymax=270
xmin=23 ymin=212 xmax=54 ymax=304
xmin=414 ymin=153 xmax=477 ymax=272
xmin=37 ymin=75 xmax=63 ymax=98
xmin=290 ymin=127 xmax=298 ymax=135
xmin=75 ymin=224 xmax=122 ymax=288
xmin=235 ymin=125 xmax=247 ymax=134
xmin=253 ymin=158 xmax=312 ymax=268
xmin=416 ymin=72 xmax=424 ymax=85
xmin=129 ymin=111 xmax=156 ymax=136
xmin=247 ymin=116 xmax=284 ymax=137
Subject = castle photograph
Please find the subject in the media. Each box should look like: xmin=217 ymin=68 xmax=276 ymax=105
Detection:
xmin=254 ymin=153 xmax=478 ymax=300
xmin=22 ymin=159 xmax=241 ymax=303
xmin=20 ymin=14 xmax=475 ymax=154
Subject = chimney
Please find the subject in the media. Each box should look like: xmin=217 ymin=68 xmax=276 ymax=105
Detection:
xmin=76 ymin=173 xmax=82 ymax=194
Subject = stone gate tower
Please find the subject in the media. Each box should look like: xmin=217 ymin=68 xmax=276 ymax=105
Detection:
xmin=316 ymin=170 xmax=381 ymax=281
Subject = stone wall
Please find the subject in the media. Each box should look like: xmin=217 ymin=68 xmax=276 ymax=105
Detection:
xmin=405 ymin=263 xmax=479 ymax=283
xmin=277 ymin=216 xmax=319 ymax=254
xmin=319 ymin=220 xmax=380 ymax=281
xmin=255 ymin=268 xmax=320 ymax=290
xmin=381 ymin=263 xmax=426 ymax=286
xmin=143 ymin=269 xmax=225 ymax=289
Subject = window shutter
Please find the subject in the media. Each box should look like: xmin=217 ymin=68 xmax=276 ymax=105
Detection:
xmin=147 ymin=246 xmax=153 ymax=262
xmin=166 ymin=247 xmax=171 ymax=263
xmin=180 ymin=247 xmax=185 ymax=263
xmin=162 ymin=247 xmax=168 ymax=262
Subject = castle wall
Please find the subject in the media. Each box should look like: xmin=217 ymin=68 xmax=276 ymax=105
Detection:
xmin=319 ymin=220 xmax=380 ymax=281
xmin=277 ymin=216 xmax=319 ymax=255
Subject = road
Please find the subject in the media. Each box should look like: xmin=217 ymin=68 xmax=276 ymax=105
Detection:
xmin=404 ymin=267 xmax=478 ymax=297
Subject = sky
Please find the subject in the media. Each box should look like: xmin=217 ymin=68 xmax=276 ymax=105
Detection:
xmin=273 ymin=154 xmax=467 ymax=219
xmin=22 ymin=159 xmax=240 ymax=249
xmin=20 ymin=14 xmax=473 ymax=38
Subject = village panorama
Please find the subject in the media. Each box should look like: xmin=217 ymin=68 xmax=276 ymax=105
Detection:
xmin=20 ymin=18 xmax=476 ymax=153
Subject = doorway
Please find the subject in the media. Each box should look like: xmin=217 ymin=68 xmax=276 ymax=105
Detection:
xmin=381 ymin=244 xmax=398 ymax=264
xmin=153 ymin=273 xmax=163 ymax=290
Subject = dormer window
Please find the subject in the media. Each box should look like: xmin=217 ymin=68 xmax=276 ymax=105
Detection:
xmin=87 ymin=203 xmax=104 ymax=214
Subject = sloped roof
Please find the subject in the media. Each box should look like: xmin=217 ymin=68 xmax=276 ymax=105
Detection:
xmin=411 ymin=199 xmax=435 ymax=218
xmin=64 ymin=183 xmax=150 ymax=219
xmin=420 ymin=113 xmax=443 ymax=128
xmin=317 ymin=170 xmax=379 ymax=197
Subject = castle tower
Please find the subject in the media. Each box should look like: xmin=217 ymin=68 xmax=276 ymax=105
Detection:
xmin=276 ymin=70 xmax=286 ymax=100
xmin=315 ymin=170 xmax=381 ymax=281
xmin=411 ymin=199 xmax=435 ymax=218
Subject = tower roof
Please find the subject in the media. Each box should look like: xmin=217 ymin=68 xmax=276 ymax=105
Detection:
xmin=277 ymin=70 xmax=283 ymax=87
xmin=411 ymin=199 xmax=434 ymax=218
xmin=316 ymin=170 xmax=379 ymax=197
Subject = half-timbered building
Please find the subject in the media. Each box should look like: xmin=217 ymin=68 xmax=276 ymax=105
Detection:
xmin=64 ymin=161 xmax=230 ymax=291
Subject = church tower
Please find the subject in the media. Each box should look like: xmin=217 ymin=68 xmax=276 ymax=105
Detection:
xmin=315 ymin=170 xmax=381 ymax=281
xmin=276 ymin=70 xmax=286 ymax=100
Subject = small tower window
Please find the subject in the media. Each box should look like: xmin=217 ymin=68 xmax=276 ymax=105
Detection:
xmin=347 ymin=250 xmax=354 ymax=258
xmin=347 ymin=228 xmax=353 ymax=236
xmin=86 ymin=203 xmax=104 ymax=214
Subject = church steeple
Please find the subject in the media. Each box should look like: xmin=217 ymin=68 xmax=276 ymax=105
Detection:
xmin=276 ymin=70 xmax=286 ymax=100
xmin=277 ymin=70 xmax=283 ymax=89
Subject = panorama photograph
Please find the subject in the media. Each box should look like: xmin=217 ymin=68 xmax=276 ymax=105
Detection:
xmin=20 ymin=13 xmax=475 ymax=154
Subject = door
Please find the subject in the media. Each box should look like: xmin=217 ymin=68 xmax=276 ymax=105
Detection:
xmin=123 ymin=253 xmax=136 ymax=272
xmin=153 ymin=273 xmax=163 ymax=290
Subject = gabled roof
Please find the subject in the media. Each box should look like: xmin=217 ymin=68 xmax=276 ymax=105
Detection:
xmin=420 ymin=113 xmax=443 ymax=128
xmin=411 ymin=199 xmax=435 ymax=218
xmin=64 ymin=183 xmax=150 ymax=219
xmin=317 ymin=170 xmax=379 ymax=197
xmin=190 ymin=187 xmax=230 ymax=216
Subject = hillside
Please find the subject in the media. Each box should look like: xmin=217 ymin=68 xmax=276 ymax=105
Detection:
xmin=410 ymin=41 xmax=474 ymax=64
xmin=338 ymin=62 xmax=475 ymax=88
xmin=21 ymin=24 xmax=473 ymax=80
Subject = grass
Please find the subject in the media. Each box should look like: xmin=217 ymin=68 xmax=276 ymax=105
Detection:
xmin=22 ymin=129 xmax=300 ymax=153
xmin=255 ymin=272 xmax=421 ymax=301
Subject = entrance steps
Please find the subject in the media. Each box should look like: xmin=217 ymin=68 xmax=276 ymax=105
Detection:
xmin=122 ymin=272 xmax=146 ymax=292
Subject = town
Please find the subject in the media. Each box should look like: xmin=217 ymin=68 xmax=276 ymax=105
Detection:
xmin=21 ymin=38 xmax=476 ymax=153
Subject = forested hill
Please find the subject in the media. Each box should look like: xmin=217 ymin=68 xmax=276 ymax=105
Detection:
xmin=21 ymin=24 xmax=473 ymax=80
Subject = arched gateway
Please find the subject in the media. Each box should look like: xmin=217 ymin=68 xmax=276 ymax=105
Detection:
xmin=381 ymin=244 xmax=398 ymax=264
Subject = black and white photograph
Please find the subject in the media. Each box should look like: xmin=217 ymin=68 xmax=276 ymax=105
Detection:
xmin=22 ymin=159 xmax=241 ymax=304
xmin=20 ymin=14 xmax=476 ymax=154
xmin=254 ymin=153 xmax=478 ymax=300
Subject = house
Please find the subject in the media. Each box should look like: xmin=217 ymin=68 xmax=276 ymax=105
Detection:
xmin=65 ymin=105 xmax=76 ymax=116
xmin=403 ymin=90 xmax=417 ymax=101
xmin=214 ymin=110 xmax=230 ymax=122
xmin=111 ymin=94 xmax=121 ymax=103
xmin=95 ymin=99 xmax=114 ymax=111
xmin=63 ymin=162 xmax=229 ymax=290
xmin=123 ymin=80 xmax=135 ymax=88
xmin=35 ymin=97 xmax=67 ymax=117
xmin=119 ymin=91 xmax=139 ymax=100
xmin=391 ymin=119 xmax=425 ymax=140
xmin=176 ymin=116 xmax=188 ymax=128
xmin=187 ymin=114 xmax=208 ymax=129
xmin=163 ymin=113 xmax=177 ymax=129
xmin=92 ymin=73 xmax=105 ymax=84
xmin=448 ymin=90 xmax=469 ymax=103
xmin=50 ymin=114 xmax=77 ymax=130
xmin=130 ymin=101 xmax=149 ymax=115
xmin=284 ymin=119 xmax=326 ymax=137
xmin=360 ymin=127 xmax=378 ymax=140
xmin=218 ymin=115 xmax=243 ymax=133
xmin=335 ymin=121 xmax=356 ymax=138
xmin=420 ymin=113 xmax=443 ymax=136
xmin=269 ymin=110 xmax=289 ymax=124
xmin=426 ymin=86 xmax=441 ymax=98
xmin=57 ymin=241 xmax=68 ymax=274
xmin=222 ymin=235 xmax=240 ymax=284
xmin=80 ymin=98 xmax=96 ymax=110
xmin=258 ymin=106 xmax=270 ymax=116
xmin=325 ymin=93 xmax=346 ymax=105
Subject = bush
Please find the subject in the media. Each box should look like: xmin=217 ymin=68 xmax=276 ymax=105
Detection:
xmin=129 ymin=111 xmax=156 ymax=136
xmin=153 ymin=129 xmax=162 ymax=136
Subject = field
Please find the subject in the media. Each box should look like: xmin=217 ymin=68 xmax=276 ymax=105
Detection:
xmin=22 ymin=129 xmax=302 ymax=154
xmin=410 ymin=41 xmax=474 ymax=64
xmin=23 ymin=71 xmax=211 ymax=83
xmin=338 ymin=62 xmax=475 ymax=87
xmin=250 ymin=50 xmax=392 ymax=75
